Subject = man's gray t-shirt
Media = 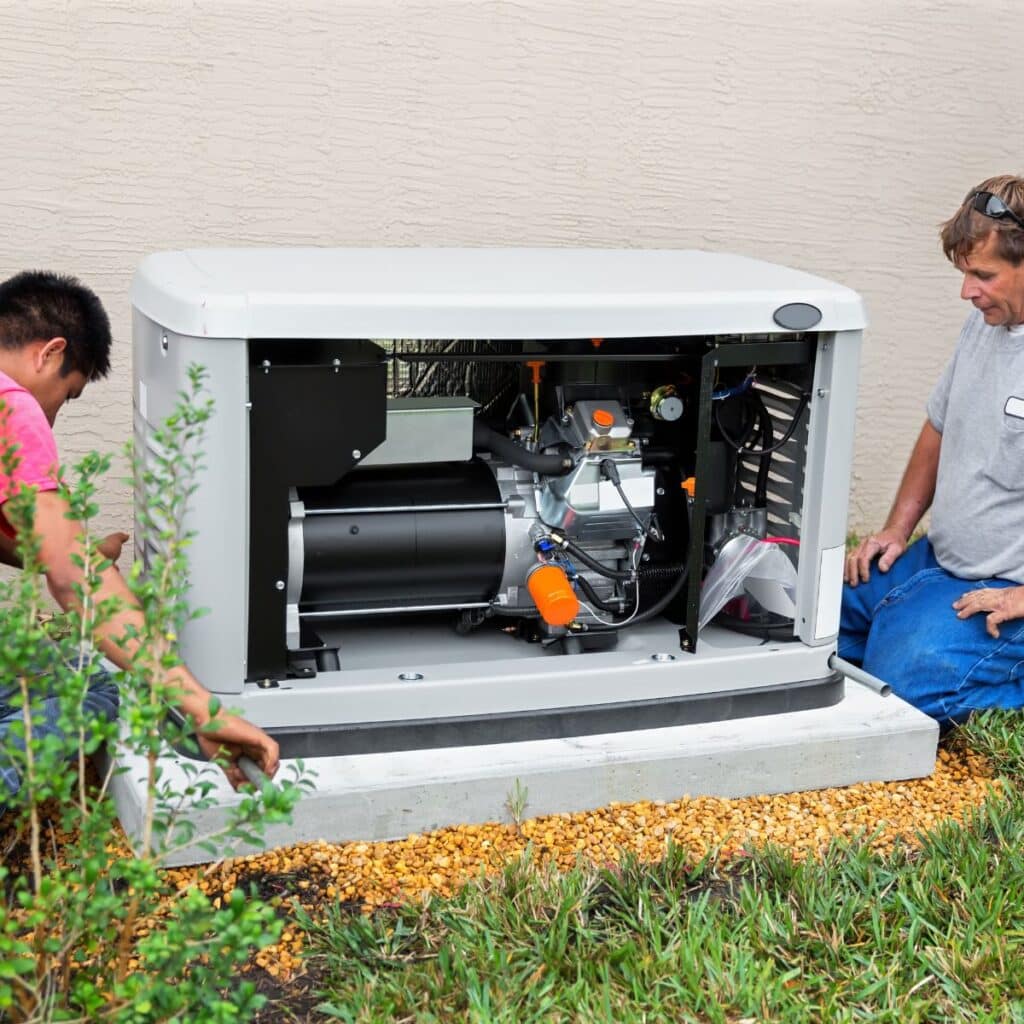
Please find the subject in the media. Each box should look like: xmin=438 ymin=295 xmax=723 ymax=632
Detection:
xmin=927 ymin=310 xmax=1024 ymax=583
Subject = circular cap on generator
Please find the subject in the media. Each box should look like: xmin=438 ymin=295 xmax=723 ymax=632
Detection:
xmin=592 ymin=408 xmax=615 ymax=429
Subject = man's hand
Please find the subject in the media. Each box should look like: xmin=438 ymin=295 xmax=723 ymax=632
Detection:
xmin=953 ymin=586 xmax=1024 ymax=638
xmin=98 ymin=531 xmax=130 ymax=564
xmin=195 ymin=713 xmax=281 ymax=790
xmin=845 ymin=527 xmax=909 ymax=587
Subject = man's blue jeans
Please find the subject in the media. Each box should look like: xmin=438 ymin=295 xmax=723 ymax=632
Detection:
xmin=0 ymin=666 xmax=120 ymax=805
xmin=839 ymin=538 xmax=1024 ymax=725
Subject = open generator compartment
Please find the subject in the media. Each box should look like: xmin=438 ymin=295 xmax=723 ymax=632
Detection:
xmin=131 ymin=249 xmax=864 ymax=758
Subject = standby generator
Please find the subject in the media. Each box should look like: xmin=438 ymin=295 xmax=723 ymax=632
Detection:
xmin=131 ymin=248 xmax=865 ymax=757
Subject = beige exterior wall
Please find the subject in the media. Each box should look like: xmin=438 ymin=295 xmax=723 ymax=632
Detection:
xmin=1 ymin=0 xmax=1021 ymax=540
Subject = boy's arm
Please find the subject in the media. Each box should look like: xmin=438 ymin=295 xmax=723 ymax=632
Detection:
xmin=0 ymin=528 xmax=127 ymax=570
xmin=0 ymin=529 xmax=20 ymax=567
xmin=30 ymin=489 xmax=279 ymax=785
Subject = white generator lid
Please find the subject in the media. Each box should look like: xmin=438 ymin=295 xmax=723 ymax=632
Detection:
xmin=131 ymin=248 xmax=866 ymax=340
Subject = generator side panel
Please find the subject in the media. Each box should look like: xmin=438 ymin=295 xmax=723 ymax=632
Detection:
xmin=133 ymin=310 xmax=250 ymax=694
xmin=796 ymin=330 xmax=863 ymax=645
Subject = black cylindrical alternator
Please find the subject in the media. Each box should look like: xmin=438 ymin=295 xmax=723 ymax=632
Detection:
xmin=296 ymin=461 xmax=506 ymax=612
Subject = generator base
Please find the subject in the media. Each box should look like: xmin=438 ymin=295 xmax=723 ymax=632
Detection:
xmin=106 ymin=681 xmax=938 ymax=867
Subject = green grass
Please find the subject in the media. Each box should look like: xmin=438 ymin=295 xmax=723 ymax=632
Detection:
xmin=298 ymin=711 xmax=1024 ymax=1023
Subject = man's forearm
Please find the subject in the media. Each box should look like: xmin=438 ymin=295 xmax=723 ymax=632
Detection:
xmin=882 ymin=419 xmax=942 ymax=541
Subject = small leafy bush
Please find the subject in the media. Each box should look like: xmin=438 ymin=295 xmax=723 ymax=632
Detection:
xmin=0 ymin=367 xmax=308 ymax=1023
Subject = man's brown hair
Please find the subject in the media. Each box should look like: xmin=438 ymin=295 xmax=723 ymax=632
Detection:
xmin=941 ymin=174 xmax=1024 ymax=267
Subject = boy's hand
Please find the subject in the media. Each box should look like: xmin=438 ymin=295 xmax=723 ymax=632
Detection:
xmin=197 ymin=713 xmax=281 ymax=789
xmin=98 ymin=531 xmax=130 ymax=563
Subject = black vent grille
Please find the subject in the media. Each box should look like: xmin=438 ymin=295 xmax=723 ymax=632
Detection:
xmin=734 ymin=378 xmax=808 ymax=542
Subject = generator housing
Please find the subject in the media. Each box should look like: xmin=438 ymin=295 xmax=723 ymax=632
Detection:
xmin=130 ymin=249 xmax=885 ymax=762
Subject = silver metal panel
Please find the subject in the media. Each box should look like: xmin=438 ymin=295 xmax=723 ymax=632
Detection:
xmin=235 ymin=623 xmax=837 ymax=730
xmin=359 ymin=397 xmax=478 ymax=466
xmin=540 ymin=455 xmax=654 ymax=541
xmin=795 ymin=330 xmax=862 ymax=645
xmin=132 ymin=310 xmax=250 ymax=694
xmin=286 ymin=498 xmax=304 ymax=650
xmin=493 ymin=464 xmax=543 ymax=606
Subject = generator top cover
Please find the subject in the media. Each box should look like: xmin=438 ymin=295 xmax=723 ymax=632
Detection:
xmin=131 ymin=248 xmax=866 ymax=341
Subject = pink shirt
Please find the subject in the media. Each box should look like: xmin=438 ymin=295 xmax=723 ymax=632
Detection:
xmin=0 ymin=370 xmax=59 ymax=538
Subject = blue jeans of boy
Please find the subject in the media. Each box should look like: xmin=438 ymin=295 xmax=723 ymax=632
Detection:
xmin=839 ymin=538 xmax=1024 ymax=725
xmin=0 ymin=667 xmax=120 ymax=806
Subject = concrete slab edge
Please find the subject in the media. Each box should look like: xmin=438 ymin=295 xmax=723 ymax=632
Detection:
xmin=104 ymin=683 xmax=939 ymax=867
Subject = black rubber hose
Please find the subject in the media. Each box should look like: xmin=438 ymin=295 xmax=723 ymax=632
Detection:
xmin=714 ymin=392 xmax=810 ymax=458
xmin=552 ymin=531 xmax=687 ymax=584
xmin=576 ymin=494 xmax=692 ymax=631
xmin=600 ymin=459 xmax=657 ymax=539
xmin=556 ymin=535 xmax=635 ymax=581
xmin=573 ymin=572 xmax=624 ymax=614
xmin=638 ymin=448 xmax=681 ymax=465
xmin=473 ymin=420 xmax=574 ymax=475
xmin=585 ymin=562 xmax=689 ymax=632
xmin=628 ymin=565 xmax=689 ymax=625
xmin=724 ymin=397 xmax=758 ymax=507
xmin=753 ymin=392 xmax=773 ymax=507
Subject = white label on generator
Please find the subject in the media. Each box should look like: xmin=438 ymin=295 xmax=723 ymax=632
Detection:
xmin=815 ymin=544 xmax=845 ymax=639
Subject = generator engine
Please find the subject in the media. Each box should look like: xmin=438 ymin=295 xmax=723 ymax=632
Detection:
xmin=286 ymin=390 xmax=677 ymax=661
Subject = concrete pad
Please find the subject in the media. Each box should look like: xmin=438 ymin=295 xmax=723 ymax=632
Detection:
xmin=105 ymin=680 xmax=938 ymax=867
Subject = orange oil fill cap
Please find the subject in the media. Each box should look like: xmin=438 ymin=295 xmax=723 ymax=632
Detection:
xmin=592 ymin=408 xmax=615 ymax=429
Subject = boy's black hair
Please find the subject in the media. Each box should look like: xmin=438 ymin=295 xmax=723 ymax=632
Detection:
xmin=0 ymin=271 xmax=112 ymax=380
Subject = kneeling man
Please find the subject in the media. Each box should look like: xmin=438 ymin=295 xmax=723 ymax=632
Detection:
xmin=842 ymin=175 xmax=1024 ymax=725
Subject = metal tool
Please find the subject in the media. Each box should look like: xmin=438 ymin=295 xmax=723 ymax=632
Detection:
xmin=236 ymin=755 xmax=267 ymax=787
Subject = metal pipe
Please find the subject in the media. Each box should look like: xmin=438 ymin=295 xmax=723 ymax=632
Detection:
xmin=395 ymin=352 xmax=686 ymax=363
xmin=829 ymin=654 xmax=891 ymax=697
xmin=304 ymin=502 xmax=507 ymax=515
xmin=300 ymin=602 xmax=492 ymax=618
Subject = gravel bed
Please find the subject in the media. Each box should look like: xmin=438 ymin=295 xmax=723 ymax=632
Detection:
xmin=160 ymin=745 xmax=998 ymax=980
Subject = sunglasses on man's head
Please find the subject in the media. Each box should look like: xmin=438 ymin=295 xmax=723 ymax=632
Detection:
xmin=971 ymin=191 xmax=1024 ymax=231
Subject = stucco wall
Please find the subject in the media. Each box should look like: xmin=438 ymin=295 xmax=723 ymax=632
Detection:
xmin=1 ymin=0 xmax=1022 ymax=541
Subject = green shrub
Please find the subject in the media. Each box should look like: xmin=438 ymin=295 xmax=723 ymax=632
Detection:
xmin=0 ymin=366 xmax=309 ymax=1023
